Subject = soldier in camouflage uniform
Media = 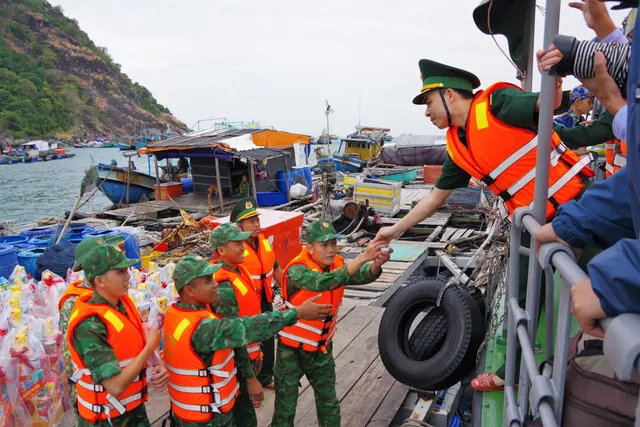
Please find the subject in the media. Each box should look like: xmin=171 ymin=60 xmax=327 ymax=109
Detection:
xmin=165 ymin=254 xmax=331 ymax=427
xmin=68 ymin=237 xmax=169 ymax=427
xmin=230 ymin=197 xmax=283 ymax=392
xmin=209 ymin=222 xmax=269 ymax=427
xmin=271 ymin=220 xmax=392 ymax=427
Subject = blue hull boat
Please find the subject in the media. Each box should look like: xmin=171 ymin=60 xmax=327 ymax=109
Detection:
xmin=118 ymin=142 xmax=136 ymax=151
xmin=318 ymin=156 xmax=365 ymax=173
xmin=97 ymin=164 xmax=159 ymax=204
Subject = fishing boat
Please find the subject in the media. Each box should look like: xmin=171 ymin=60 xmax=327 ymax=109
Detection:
xmin=73 ymin=143 xmax=83 ymax=148
xmin=317 ymin=154 xmax=365 ymax=173
xmin=103 ymin=142 xmax=115 ymax=148
xmin=118 ymin=141 xmax=136 ymax=151
xmin=96 ymin=163 xmax=160 ymax=203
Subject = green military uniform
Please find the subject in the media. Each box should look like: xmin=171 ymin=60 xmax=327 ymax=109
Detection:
xmin=231 ymin=197 xmax=279 ymax=387
xmin=413 ymin=60 xmax=600 ymax=381
xmin=271 ymin=220 xmax=381 ymax=427
xmin=59 ymin=279 xmax=91 ymax=415
xmin=239 ymin=180 xmax=251 ymax=198
xmin=69 ymin=238 xmax=145 ymax=427
xmin=554 ymin=110 xmax=616 ymax=150
xmin=168 ymin=255 xmax=299 ymax=427
xmin=209 ymin=223 xmax=259 ymax=427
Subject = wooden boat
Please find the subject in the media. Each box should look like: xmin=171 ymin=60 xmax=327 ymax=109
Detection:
xmin=118 ymin=142 xmax=136 ymax=151
xmin=96 ymin=163 xmax=160 ymax=203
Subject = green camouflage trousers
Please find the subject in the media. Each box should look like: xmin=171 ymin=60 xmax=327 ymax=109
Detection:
xmin=271 ymin=343 xmax=339 ymax=427
xmin=234 ymin=372 xmax=257 ymax=427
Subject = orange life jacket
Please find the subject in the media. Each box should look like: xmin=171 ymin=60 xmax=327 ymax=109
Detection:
xmin=279 ymin=247 xmax=345 ymax=353
xmin=57 ymin=280 xmax=93 ymax=312
xmin=67 ymin=294 xmax=148 ymax=423
xmin=242 ymin=235 xmax=277 ymax=303
xmin=605 ymin=138 xmax=627 ymax=177
xmin=446 ymin=82 xmax=594 ymax=220
xmin=213 ymin=265 xmax=262 ymax=360
xmin=163 ymin=305 xmax=239 ymax=421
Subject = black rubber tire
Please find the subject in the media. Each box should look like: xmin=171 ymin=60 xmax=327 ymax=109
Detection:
xmin=424 ymin=286 xmax=485 ymax=390
xmin=408 ymin=307 xmax=448 ymax=361
xmin=378 ymin=280 xmax=484 ymax=391
xmin=407 ymin=286 xmax=485 ymax=362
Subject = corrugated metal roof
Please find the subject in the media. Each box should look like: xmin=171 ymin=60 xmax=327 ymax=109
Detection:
xmin=149 ymin=128 xmax=259 ymax=150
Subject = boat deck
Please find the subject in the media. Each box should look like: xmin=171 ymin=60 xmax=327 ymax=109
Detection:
xmin=59 ymin=305 xmax=409 ymax=427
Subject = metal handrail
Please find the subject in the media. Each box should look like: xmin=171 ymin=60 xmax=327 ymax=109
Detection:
xmin=502 ymin=208 xmax=640 ymax=427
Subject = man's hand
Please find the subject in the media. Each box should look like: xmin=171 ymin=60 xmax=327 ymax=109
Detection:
xmin=569 ymin=0 xmax=616 ymax=40
xmin=372 ymin=226 xmax=401 ymax=244
xmin=296 ymin=295 xmax=333 ymax=320
xmin=246 ymin=377 xmax=264 ymax=402
xmin=149 ymin=364 xmax=169 ymax=391
xmin=253 ymin=357 xmax=263 ymax=376
xmin=145 ymin=326 xmax=161 ymax=351
xmin=371 ymin=247 xmax=393 ymax=276
xmin=578 ymin=52 xmax=626 ymax=115
xmin=571 ymin=279 xmax=606 ymax=338
xmin=361 ymin=240 xmax=386 ymax=262
xmin=537 ymin=44 xmax=562 ymax=72
xmin=533 ymin=223 xmax=574 ymax=256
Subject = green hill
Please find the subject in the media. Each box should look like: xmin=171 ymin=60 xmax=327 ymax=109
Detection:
xmin=0 ymin=0 xmax=188 ymax=140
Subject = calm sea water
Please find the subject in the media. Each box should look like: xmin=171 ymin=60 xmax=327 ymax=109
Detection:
xmin=0 ymin=147 xmax=155 ymax=226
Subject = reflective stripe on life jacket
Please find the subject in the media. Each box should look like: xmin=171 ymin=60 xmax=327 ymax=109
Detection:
xmin=242 ymin=235 xmax=277 ymax=303
xmin=605 ymin=139 xmax=627 ymax=177
xmin=67 ymin=294 xmax=148 ymax=423
xmin=445 ymin=82 xmax=594 ymax=220
xmin=57 ymin=280 xmax=93 ymax=312
xmin=163 ymin=305 xmax=239 ymax=421
xmin=213 ymin=265 xmax=262 ymax=360
xmin=279 ymin=247 xmax=345 ymax=353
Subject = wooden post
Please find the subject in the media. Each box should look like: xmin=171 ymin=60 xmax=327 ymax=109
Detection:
xmin=126 ymin=159 xmax=132 ymax=204
xmin=154 ymin=155 xmax=161 ymax=200
xmin=214 ymin=156 xmax=224 ymax=213
xmin=283 ymin=155 xmax=291 ymax=202
xmin=249 ymin=160 xmax=257 ymax=199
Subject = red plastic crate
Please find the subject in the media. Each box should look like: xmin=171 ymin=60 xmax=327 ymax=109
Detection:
xmin=210 ymin=209 xmax=304 ymax=267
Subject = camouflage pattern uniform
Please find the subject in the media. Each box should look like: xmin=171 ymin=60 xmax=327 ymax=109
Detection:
xmin=211 ymin=262 xmax=259 ymax=427
xmin=169 ymin=302 xmax=298 ymax=427
xmin=230 ymin=196 xmax=280 ymax=387
xmin=59 ymin=281 xmax=91 ymax=414
xmin=71 ymin=292 xmax=151 ymax=427
xmin=69 ymin=237 xmax=145 ymax=427
xmin=271 ymin=220 xmax=381 ymax=427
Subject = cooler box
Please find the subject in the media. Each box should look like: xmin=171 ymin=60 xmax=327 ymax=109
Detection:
xmin=154 ymin=182 xmax=184 ymax=200
xmin=210 ymin=209 xmax=304 ymax=266
xmin=423 ymin=165 xmax=444 ymax=184
xmin=354 ymin=178 xmax=402 ymax=217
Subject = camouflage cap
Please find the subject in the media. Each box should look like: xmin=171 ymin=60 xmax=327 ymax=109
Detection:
xmin=306 ymin=219 xmax=339 ymax=243
xmin=72 ymin=236 xmax=139 ymax=281
xmin=172 ymin=254 xmax=222 ymax=292
xmin=231 ymin=197 xmax=260 ymax=223
xmin=209 ymin=222 xmax=252 ymax=250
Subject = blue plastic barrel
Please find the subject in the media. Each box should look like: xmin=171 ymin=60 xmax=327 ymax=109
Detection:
xmin=0 ymin=245 xmax=18 ymax=279
xmin=181 ymin=177 xmax=194 ymax=193
xmin=69 ymin=235 xmax=86 ymax=244
xmin=19 ymin=226 xmax=55 ymax=239
xmin=17 ymin=249 xmax=44 ymax=277
xmin=276 ymin=171 xmax=297 ymax=193
xmin=28 ymin=235 xmax=54 ymax=249
xmin=293 ymin=166 xmax=312 ymax=188
xmin=0 ymin=236 xmax=28 ymax=246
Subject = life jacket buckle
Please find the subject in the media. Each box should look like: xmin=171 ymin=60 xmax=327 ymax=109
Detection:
xmin=92 ymin=404 xmax=106 ymax=414
xmin=197 ymin=369 xmax=210 ymax=377
xmin=199 ymin=404 xmax=213 ymax=413
xmin=202 ymin=385 xmax=213 ymax=394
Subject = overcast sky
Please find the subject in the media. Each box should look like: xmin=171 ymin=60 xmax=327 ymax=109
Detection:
xmin=52 ymin=0 xmax=629 ymax=137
